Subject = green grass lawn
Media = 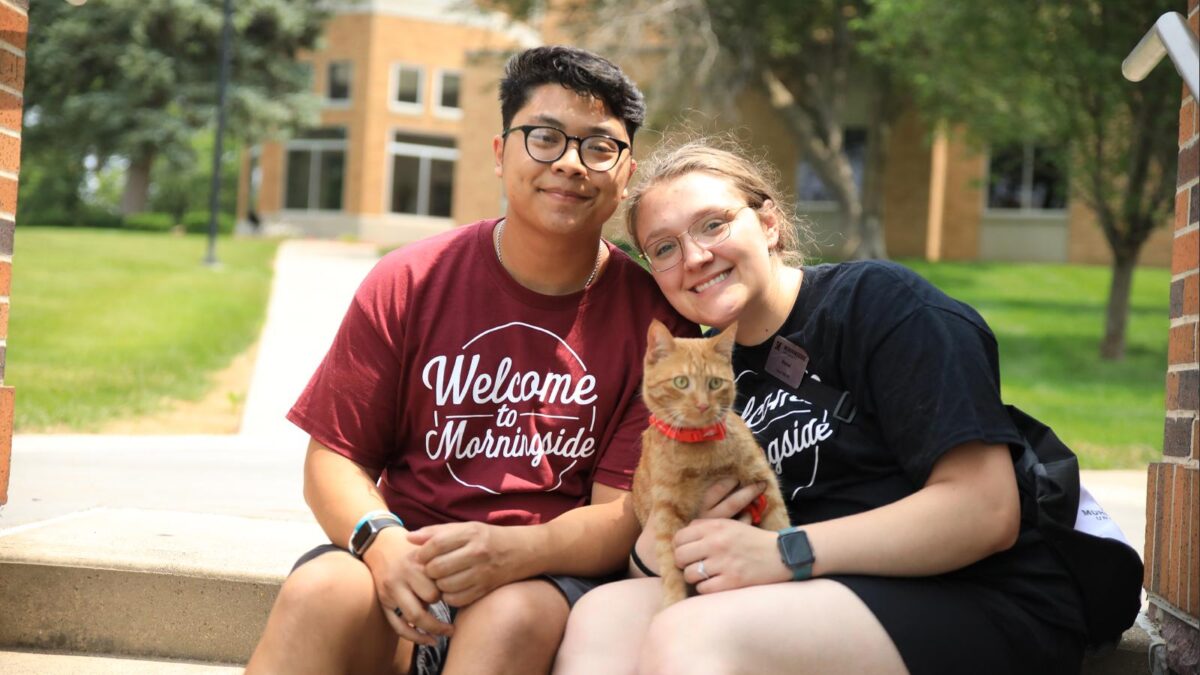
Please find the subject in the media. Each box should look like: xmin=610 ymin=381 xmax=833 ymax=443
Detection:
xmin=9 ymin=227 xmax=280 ymax=431
xmin=903 ymin=259 xmax=1170 ymax=469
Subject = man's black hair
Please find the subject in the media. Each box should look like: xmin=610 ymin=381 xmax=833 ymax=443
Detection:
xmin=500 ymin=46 xmax=646 ymax=141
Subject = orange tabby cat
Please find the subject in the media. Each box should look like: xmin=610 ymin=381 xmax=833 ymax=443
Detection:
xmin=633 ymin=319 xmax=790 ymax=608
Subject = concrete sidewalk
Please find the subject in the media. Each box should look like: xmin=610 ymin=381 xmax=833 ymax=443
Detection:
xmin=240 ymin=239 xmax=381 ymax=442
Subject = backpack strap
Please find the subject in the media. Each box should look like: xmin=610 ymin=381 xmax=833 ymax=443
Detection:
xmin=788 ymin=377 xmax=858 ymax=425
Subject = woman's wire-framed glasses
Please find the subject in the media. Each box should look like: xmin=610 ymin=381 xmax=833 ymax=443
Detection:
xmin=640 ymin=205 xmax=751 ymax=273
xmin=502 ymin=125 xmax=630 ymax=172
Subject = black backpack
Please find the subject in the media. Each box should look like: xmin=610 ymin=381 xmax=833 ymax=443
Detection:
xmin=759 ymin=339 xmax=1145 ymax=648
xmin=1007 ymin=405 xmax=1144 ymax=649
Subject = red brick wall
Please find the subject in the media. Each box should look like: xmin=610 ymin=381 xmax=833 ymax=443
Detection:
xmin=1144 ymin=1 xmax=1200 ymax=668
xmin=0 ymin=0 xmax=24 ymax=506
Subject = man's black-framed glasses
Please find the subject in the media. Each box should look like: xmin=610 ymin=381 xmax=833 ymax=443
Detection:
xmin=640 ymin=206 xmax=750 ymax=273
xmin=502 ymin=125 xmax=630 ymax=172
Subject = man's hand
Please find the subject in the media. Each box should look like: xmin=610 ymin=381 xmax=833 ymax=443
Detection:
xmin=361 ymin=527 xmax=453 ymax=646
xmin=407 ymin=522 xmax=529 ymax=607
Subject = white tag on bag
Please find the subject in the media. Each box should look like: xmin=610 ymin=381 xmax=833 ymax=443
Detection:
xmin=1074 ymin=484 xmax=1133 ymax=548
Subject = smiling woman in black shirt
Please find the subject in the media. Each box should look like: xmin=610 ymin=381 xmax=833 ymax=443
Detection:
xmin=552 ymin=139 xmax=1090 ymax=675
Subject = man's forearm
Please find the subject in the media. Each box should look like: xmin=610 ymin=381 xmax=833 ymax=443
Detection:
xmin=303 ymin=439 xmax=393 ymax=549
xmin=517 ymin=490 xmax=640 ymax=578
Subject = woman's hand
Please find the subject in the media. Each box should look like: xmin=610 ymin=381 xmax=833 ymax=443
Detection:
xmin=630 ymin=479 xmax=766 ymax=577
xmin=672 ymin=518 xmax=792 ymax=593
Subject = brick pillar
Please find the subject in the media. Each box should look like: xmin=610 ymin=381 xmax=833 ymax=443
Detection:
xmin=0 ymin=0 xmax=25 ymax=507
xmin=1144 ymin=2 xmax=1200 ymax=671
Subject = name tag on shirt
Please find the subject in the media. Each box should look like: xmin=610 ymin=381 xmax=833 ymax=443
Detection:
xmin=765 ymin=335 xmax=808 ymax=389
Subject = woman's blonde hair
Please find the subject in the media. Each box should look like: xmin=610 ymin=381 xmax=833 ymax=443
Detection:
xmin=624 ymin=136 xmax=809 ymax=266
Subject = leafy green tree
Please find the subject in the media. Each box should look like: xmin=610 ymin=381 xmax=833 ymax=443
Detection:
xmin=868 ymin=0 xmax=1181 ymax=359
xmin=500 ymin=0 xmax=898 ymax=258
xmin=149 ymin=130 xmax=241 ymax=224
xmin=24 ymin=0 xmax=326 ymax=215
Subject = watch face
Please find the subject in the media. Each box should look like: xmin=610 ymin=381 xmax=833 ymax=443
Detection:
xmin=351 ymin=522 xmax=374 ymax=551
xmin=782 ymin=530 xmax=814 ymax=566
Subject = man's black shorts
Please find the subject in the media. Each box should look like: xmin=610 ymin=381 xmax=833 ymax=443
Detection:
xmin=291 ymin=544 xmax=619 ymax=675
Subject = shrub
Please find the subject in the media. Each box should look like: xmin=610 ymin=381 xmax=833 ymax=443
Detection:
xmin=123 ymin=212 xmax=176 ymax=233
xmin=18 ymin=208 xmax=75 ymax=227
xmin=182 ymin=210 xmax=235 ymax=235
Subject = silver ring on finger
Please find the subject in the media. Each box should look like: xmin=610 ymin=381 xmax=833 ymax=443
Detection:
xmin=698 ymin=559 xmax=710 ymax=581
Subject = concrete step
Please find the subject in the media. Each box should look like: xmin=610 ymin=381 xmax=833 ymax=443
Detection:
xmin=1082 ymin=624 xmax=1151 ymax=675
xmin=0 ymin=508 xmax=324 ymax=664
xmin=0 ymin=649 xmax=242 ymax=674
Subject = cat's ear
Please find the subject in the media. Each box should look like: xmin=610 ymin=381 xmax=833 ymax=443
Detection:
xmin=646 ymin=319 xmax=674 ymax=365
xmin=713 ymin=322 xmax=738 ymax=358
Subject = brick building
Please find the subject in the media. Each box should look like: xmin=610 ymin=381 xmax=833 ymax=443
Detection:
xmin=236 ymin=0 xmax=534 ymax=246
xmin=238 ymin=0 xmax=1173 ymax=268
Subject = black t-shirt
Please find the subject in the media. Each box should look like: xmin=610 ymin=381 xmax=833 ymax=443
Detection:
xmin=732 ymin=260 xmax=1085 ymax=634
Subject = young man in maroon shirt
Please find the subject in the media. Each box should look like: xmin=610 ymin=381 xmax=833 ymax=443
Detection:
xmin=246 ymin=46 xmax=694 ymax=675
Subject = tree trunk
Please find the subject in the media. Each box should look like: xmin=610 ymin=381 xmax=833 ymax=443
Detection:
xmin=849 ymin=104 xmax=893 ymax=260
xmin=1099 ymin=250 xmax=1137 ymax=360
xmin=120 ymin=151 xmax=155 ymax=216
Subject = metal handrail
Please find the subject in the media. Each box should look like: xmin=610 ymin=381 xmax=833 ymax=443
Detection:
xmin=1122 ymin=12 xmax=1199 ymax=99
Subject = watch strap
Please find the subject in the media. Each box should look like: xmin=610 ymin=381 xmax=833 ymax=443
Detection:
xmin=349 ymin=511 xmax=404 ymax=559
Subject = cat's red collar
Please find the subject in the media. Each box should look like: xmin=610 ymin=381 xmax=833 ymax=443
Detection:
xmin=649 ymin=415 xmax=727 ymax=442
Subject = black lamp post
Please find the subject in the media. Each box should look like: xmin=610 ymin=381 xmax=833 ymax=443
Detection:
xmin=205 ymin=0 xmax=233 ymax=267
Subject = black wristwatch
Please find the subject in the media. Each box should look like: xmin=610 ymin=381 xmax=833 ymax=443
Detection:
xmin=349 ymin=513 xmax=404 ymax=559
xmin=777 ymin=526 xmax=815 ymax=580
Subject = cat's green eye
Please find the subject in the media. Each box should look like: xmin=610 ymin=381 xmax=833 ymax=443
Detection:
xmin=672 ymin=376 xmax=689 ymax=389
xmin=708 ymin=377 xmax=723 ymax=390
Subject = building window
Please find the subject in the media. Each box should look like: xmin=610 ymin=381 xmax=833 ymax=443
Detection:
xmin=327 ymin=61 xmax=352 ymax=103
xmin=389 ymin=132 xmax=457 ymax=217
xmin=393 ymin=64 xmax=424 ymax=112
xmin=435 ymin=70 xmax=462 ymax=117
xmin=987 ymin=142 xmax=1067 ymax=210
xmin=796 ymin=128 xmax=867 ymax=203
xmin=285 ymin=128 xmax=346 ymax=211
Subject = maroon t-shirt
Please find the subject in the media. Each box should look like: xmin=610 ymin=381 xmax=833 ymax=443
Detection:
xmin=289 ymin=218 xmax=696 ymax=529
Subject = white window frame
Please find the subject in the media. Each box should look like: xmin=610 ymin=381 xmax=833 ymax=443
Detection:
xmin=325 ymin=60 xmax=353 ymax=108
xmin=390 ymin=63 xmax=425 ymax=115
xmin=284 ymin=137 xmax=347 ymax=213
xmin=433 ymin=69 xmax=463 ymax=119
xmin=983 ymin=141 xmax=1069 ymax=216
xmin=385 ymin=132 xmax=459 ymax=217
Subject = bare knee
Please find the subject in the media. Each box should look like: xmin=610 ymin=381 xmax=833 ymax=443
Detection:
xmin=445 ymin=579 xmax=569 ymax=675
xmin=274 ymin=553 xmax=378 ymax=622
xmin=638 ymin=603 xmax=734 ymax=675
xmin=557 ymin=580 xmax=658 ymax=675
xmin=249 ymin=552 xmax=397 ymax=675
xmin=458 ymin=580 xmax=568 ymax=645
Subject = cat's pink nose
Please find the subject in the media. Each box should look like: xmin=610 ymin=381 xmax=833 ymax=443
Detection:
xmin=695 ymin=402 xmax=710 ymax=412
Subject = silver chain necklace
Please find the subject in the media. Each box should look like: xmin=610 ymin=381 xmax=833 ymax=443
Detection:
xmin=493 ymin=219 xmax=603 ymax=289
